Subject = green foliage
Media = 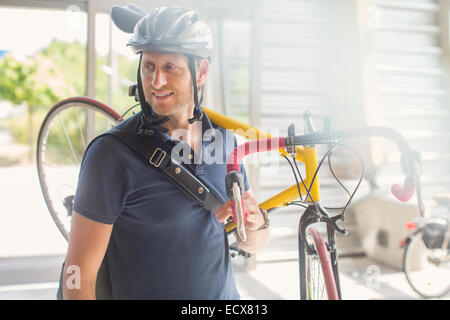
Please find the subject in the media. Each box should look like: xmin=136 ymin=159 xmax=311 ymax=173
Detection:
xmin=0 ymin=52 xmax=73 ymax=162
xmin=8 ymin=109 xmax=47 ymax=144
xmin=0 ymin=55 xmax=63 ymax=109
xmin=95 ymin=54 xmax=139 ymax=116
xmin=40 ymin=39 xmax=86 ymax=96
xmin=0 ymin=39 xmax=139 ymax=165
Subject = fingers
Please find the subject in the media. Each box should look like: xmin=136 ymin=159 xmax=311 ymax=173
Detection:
xmin=216 ymin=192 xmax=262 ymax=229
xmin=216 ymin=200 xmax=233 ymax=223
xmin=242 ymin=191 xmax=252 ymax=201
xmin=242 ymin=192 xmax=258 ymax=215
xmin=241 ymin=192 xmax=265 ymax=230
xmin=245 ymin=210 xmax=259 ymax=222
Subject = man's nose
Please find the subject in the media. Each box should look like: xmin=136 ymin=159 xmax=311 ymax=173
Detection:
xmin=152 ymin=68 xmax=167 ymax=89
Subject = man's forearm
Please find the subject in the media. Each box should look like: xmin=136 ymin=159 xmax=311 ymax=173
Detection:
xmin=63 ymin=280 xmax=96 ymax=300
xmin=63 ymin=265 xmax=97 ymax=300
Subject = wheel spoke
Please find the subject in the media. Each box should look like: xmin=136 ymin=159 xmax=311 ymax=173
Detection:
xmin=74 ymin=107 xmax=87 ymax=150
xmin=58 ymin=112 xmax=80 ymax=165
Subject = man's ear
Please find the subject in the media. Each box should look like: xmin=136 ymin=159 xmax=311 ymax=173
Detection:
xmin=196 ymin=59 xmax=210 ymax=86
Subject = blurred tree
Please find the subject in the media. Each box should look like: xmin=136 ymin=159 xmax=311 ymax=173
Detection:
xmin=42 ymin=39 xmax=138 ymax=115
xmin=0 ymin=52 xmax=77 ymax=162
xmin=0 ymin=40 xmax=138 ymax=164
xmin=40 ymin=40 xmax=86 ymax=96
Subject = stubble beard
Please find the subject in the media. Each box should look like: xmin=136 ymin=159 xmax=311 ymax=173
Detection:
xmin=146 ymin=87 xmax=196 ymax=121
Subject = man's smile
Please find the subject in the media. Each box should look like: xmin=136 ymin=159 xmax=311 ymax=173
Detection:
xmin=152 ymin=91 xmax=174 ymax=99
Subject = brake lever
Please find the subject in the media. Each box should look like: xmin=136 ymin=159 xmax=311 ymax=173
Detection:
xmin=226 ymin=171 xmax=247 ymax=241
xmin=232 ymin=182 xmax=247 ymax=242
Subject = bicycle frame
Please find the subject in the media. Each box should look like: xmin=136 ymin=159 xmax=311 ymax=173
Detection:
xmin=203 ymin=107 xmax=322 ymax=233
xmin=203 ymin=107 xmax=342 ymax=299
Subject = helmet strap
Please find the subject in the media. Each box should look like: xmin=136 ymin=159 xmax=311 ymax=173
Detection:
xmin=136 ymin=53 xmax=169 ymax=129
xmin=188 ymin=57 xmax=204 ymax=124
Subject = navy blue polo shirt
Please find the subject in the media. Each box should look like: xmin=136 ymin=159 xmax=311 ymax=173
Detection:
xmin=73 ymin=111 xmax=248 ymax=300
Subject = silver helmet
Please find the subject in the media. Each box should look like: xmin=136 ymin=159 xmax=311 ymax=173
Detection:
xmin=127 ymin=6 xmax=214 ymax=61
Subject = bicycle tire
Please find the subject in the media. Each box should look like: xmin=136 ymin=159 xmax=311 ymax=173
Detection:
xmin=37 ymin=97 xmax=121 ymax=240
xmin=403 ymin=230 xmax=450 ymax=299
xmin=299 ymin=226 xmax=339 ymax=300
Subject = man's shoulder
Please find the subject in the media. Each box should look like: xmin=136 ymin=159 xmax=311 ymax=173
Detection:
xmin=83 ymin=113 xmax=143 ymax=161
xmin=109 ymin=111 xmax=142 ymax=133
xmin=88 ymin=112 xmax=142 ymax=150
xmin=201 ymin=111 xmax=235 ymax=140
xmin=83 ymin=133 xmax=127 ymax=163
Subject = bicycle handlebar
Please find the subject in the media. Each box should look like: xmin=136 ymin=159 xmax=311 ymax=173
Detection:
xmin=225 ymin=125 xmax=421 ymax=240
xmin=226 ymin=137 xmax=286 ymax=173
xmin=287 ymin=126 xmax=411 ymax=154
xmin=287 ymin=126 xmax=421 ymax=203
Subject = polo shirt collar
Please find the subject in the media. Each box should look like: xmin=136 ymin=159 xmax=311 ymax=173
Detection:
xmin=149 ymin=109 xmax=217 ymax=145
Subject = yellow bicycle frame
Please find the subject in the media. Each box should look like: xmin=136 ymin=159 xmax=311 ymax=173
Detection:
xmin=203 ymin=108 xmax=320 ymax=233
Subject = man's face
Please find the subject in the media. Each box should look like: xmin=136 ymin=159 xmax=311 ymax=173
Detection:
xmin=140 ymin=51 xmax=206 ymax=119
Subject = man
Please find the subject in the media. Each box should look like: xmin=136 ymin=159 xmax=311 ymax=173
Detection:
xmin=63 ymin=6 xmax=270 ymax=300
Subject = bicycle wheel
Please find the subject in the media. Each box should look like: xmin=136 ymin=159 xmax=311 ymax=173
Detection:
xmin=299 ymin=226 xmax=339 ymax=300
xmin=37 ymin=97 xmax=121 ymax=240
xmin=403 ymin=230 xmax=450 ymax=299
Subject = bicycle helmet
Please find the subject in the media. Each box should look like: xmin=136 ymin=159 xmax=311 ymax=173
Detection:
xmin=127 ymin=6 xmax=214 ymax=125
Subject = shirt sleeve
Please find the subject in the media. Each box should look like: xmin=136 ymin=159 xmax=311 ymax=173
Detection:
xmin=73 ymin=136 xmax=130 ymax=224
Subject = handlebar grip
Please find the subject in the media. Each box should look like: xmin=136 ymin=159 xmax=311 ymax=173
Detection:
xmin=391 ymin=176 xmax=415 ymax=202
xmin=226 ymin=137 xmax=286 ymax=174
xmin=225 ymin=171 xmax=245 ymax=200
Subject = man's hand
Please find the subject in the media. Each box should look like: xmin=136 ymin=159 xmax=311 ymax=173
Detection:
xmin=215 ymin=191 xmax=265 ymax=231
xmin=216 ymin=190 xmax=270 ymax=254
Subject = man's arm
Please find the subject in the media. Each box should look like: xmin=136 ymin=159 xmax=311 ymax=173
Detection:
xmin=63 ymin=211 xmax=113 ymax=300
xmin=216 ymin=190 xmax=270 ymax=254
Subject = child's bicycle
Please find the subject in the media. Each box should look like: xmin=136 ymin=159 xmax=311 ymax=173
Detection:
xmin=36 ymin=92 xmax=430 ymax=300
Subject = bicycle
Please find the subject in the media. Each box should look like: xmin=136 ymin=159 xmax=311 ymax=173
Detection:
xmin=37 ymin=90 xmax=423 ymax=300
xmin=222 ymin=112 xmax=422 ymax=300
xmin=402 ymin=193 xmax=450 ymax=299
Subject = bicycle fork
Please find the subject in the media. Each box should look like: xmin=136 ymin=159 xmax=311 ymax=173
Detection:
xmin=298 ymin=204 xmax=346 ymax=300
